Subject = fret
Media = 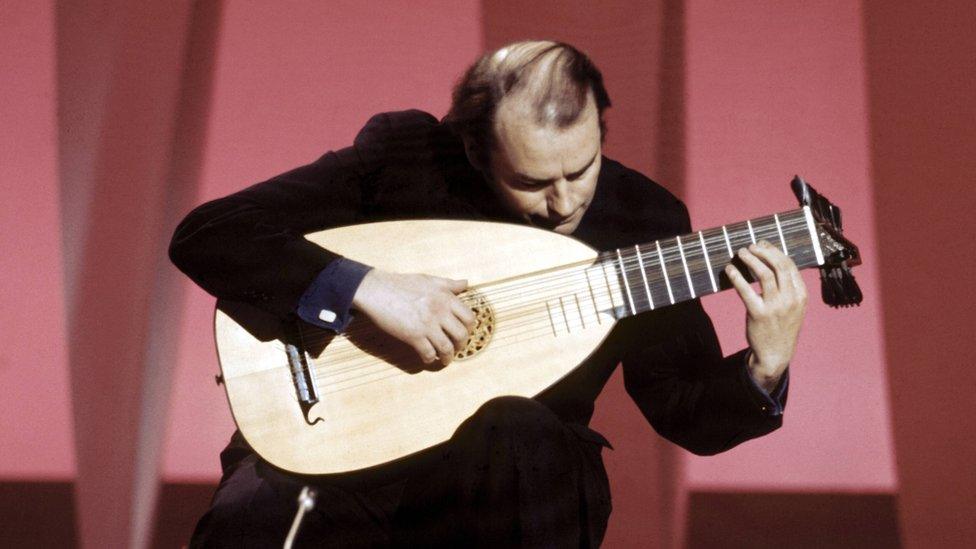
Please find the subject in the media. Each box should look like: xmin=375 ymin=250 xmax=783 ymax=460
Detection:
xmin=573 ymin=294 xmax=585 ymax=329
xmin=635 ymin=244 xmax=654 ymax=310
xmin=659 ymin=238 xmax=694 ymax=302
xmin=545 ymin=302 xmax=557 ymax=336
xmin=619 ymin=246 xmax=656 ymax=313
xmin=751 ymin=215 xmax=783 ymax=249
xmin=646 ymin=259 xmax=674 ymax=311
xmin=753 ymin=211 xmax=817 ymax=269
xmin=774 ymin=213 xmax=788 ymax=255
xmin=599 ymin=260 xmax=616 ymax=313
xmin=616 ymin=249 xmax=637 ymax=315
xmin=803 ymin=206 xmax=825 ymax=265
xmin=599 ymin=258 xmax=624 ymax=317
xmin=702 ymin=226 xmax=733 ymax=292
xmin=722 ymin=225 xmax=734 ymax=258
xmin=558 ymin=296 xmax=571 ymax=333
xmin=699 ymin=231 xmax=719 ymax=293
xmin=680 ymin=232 xmax=716 ymax=297
xmin=746 ymin=219 xmax=757 ymax=244
xmin=676 ymin=236 xmax=696 ymax=299
xmin=639 ymin=246 xmax=673 ymax=311
xmin=726 ymin=221 xmax=754 ymax=256
xmin=583 ymin=268 xmax=602 ymax=324
xmin=780 ymin=209 xmax=821 ymax=269
xmin=656 ymin=241 xmax=675 ymax=304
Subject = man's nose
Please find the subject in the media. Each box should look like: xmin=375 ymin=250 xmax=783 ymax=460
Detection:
xmin=547 ymin=180 xmax=575 ymax=218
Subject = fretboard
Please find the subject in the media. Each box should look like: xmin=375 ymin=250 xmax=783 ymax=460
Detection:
xmin=592 ymin=206 xmax=824 ymax=320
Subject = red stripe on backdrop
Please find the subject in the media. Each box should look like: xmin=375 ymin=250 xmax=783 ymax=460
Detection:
xmin=681 ymin=0 xmax=896 ymax=492
xmin=864 ymin=0 xmax=976 ymax=545
xmin=57 ymin=1 xmax=199 ymax=546
xmin=0 ymin=0 xmax=75 ymax=480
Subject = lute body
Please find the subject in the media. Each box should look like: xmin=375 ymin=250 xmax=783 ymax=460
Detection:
xmin=216 ymin=220 xmax=615 ymax=475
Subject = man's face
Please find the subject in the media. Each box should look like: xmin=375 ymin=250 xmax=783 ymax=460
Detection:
xmin=483 ymin=93 xmax=602 ymax=235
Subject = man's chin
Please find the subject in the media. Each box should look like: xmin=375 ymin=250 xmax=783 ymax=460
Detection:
xmin=526 ymin=211 xmax=583 ymax=234
xmin=528 ymin=217 xmax=579 ymax=234
xmin=551 ymin=220 xmax=580 ymax=235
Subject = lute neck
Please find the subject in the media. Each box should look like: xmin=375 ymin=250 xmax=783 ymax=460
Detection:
xmin=598 ymin=206 xmax=824 ymax=319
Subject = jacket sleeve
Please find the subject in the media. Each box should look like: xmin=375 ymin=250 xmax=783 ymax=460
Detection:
xmin=621 ymin=302 xmax=788 ymax=456
xmin=619 ymin=202 xmax=788 ymax=456
xmin=169 ymin=111 xmax=423 ymax=319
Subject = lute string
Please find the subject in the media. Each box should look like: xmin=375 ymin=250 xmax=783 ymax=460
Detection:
xmin=280 ymin=220 xmax=815 ymax=383
xmin=295 ymin=215 xmax=810 ymax=347
xmin=292 ymin=216 xmax=812 ymax=352
xmin=230 ymin=214 xmax=816 ymax=386
xmin=272 ymin=218 xmax=808 ymax=386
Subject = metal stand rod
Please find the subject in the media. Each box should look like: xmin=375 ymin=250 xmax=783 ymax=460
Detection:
xmin=283 ymin=486 xmax=317 ymax=549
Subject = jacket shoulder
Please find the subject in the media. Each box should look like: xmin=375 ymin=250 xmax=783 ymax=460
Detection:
xmin=598 ymin=158 xmax=691 ymax=241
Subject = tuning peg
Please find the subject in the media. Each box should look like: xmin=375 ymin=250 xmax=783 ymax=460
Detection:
xmin=828 ymin=203 xmax=843 ymax=231
xmin=791 ymin=175 xmax=812 ymax=206
xmin=819 ymin=265 xmax=862 ymax=308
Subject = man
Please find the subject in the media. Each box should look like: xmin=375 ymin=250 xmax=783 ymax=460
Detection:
xmin=171 ymin=40 xmax=805 ymax=547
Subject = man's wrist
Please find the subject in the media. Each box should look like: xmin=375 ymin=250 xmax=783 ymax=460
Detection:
xmin=747 ymin=349 xmax=786 ymax=393
xmin=296 ymin=258 xmax=373 ymax=332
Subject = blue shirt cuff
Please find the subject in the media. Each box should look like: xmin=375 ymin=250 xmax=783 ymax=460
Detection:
xmin=741 ymin=351 xmax=789 ymax=416
xmin=295 ymin=258 xmax=372 ymax=332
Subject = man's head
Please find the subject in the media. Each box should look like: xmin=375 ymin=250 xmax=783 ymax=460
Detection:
xmin=444 ymin=41 xmax=611 ymax=234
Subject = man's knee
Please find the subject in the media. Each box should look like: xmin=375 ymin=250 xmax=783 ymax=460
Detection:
xmin=456 ymin=396 xmax=566 ymax=449
xmin=190 ymin=456 xmax=289 ymax=547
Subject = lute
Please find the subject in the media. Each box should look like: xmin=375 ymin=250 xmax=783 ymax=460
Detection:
xmin=214 ymin=176 xmax=861 ymax=475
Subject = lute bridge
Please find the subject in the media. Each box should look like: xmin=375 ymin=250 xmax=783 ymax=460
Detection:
xmin=285 ymin=337 xmax=323 ymax=425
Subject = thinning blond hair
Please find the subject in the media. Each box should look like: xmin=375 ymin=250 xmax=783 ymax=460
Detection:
xmin=444 ymin=40 xmax=611 ymax=168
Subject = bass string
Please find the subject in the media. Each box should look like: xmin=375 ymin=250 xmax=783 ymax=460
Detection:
xmin=281 ymin=217 xmax=814 ymax=363
xmin=368 ymin=217 xmax=808 ymax=316
xmin=245 ymin=217 xmax=813 ymax=381
xmin=298 ymin=244 xmax=784 ymax=383
xmin=297 ymin=244 xmax=812 ymax=387
xmin=295 ymin=217 xmax=811 ymax=346
xmin=293 ymin=227 xmax=809 ymax=352
xmin=312 ymin=229 xmax=802 ymax=389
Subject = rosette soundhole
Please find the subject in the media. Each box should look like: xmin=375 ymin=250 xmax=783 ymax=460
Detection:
xmin=455 ymin=292 xmax=495 ymax=360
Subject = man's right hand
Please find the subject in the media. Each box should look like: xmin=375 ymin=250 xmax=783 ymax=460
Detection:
xmin=351 ymin=269 xmax=476 ymax=365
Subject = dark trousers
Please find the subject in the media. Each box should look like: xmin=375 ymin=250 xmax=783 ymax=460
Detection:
xmin=190 ymin=397 xmax=612 ymax=548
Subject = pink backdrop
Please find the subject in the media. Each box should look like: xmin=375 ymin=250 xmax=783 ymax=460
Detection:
xmin=0 ymin=0 xmax=75 ymax=481
xmin=682 ymin=0 xmax=894 ymax=491
xmin=3 ymin=1 xmax=974 ymax=547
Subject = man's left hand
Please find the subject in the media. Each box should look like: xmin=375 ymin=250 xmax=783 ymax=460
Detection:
xmin=724 ymin=240 xmax=808 ymax=392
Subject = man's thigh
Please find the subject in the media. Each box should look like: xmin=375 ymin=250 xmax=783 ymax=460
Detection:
xmin=393 ymin=396 xmax=612 ymax=548
xmin=190 ymin=453 xmax=396 ymax=548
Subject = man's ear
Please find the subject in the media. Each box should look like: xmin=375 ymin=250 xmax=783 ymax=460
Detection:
xmin=461 ymin=136 xmax=487 ymax=173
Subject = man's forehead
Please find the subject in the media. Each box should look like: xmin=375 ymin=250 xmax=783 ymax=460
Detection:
xmin=493 ymin=95 xmax=600 ymax=174
xmin=495 ymin=88 xmax=543 ymax=120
